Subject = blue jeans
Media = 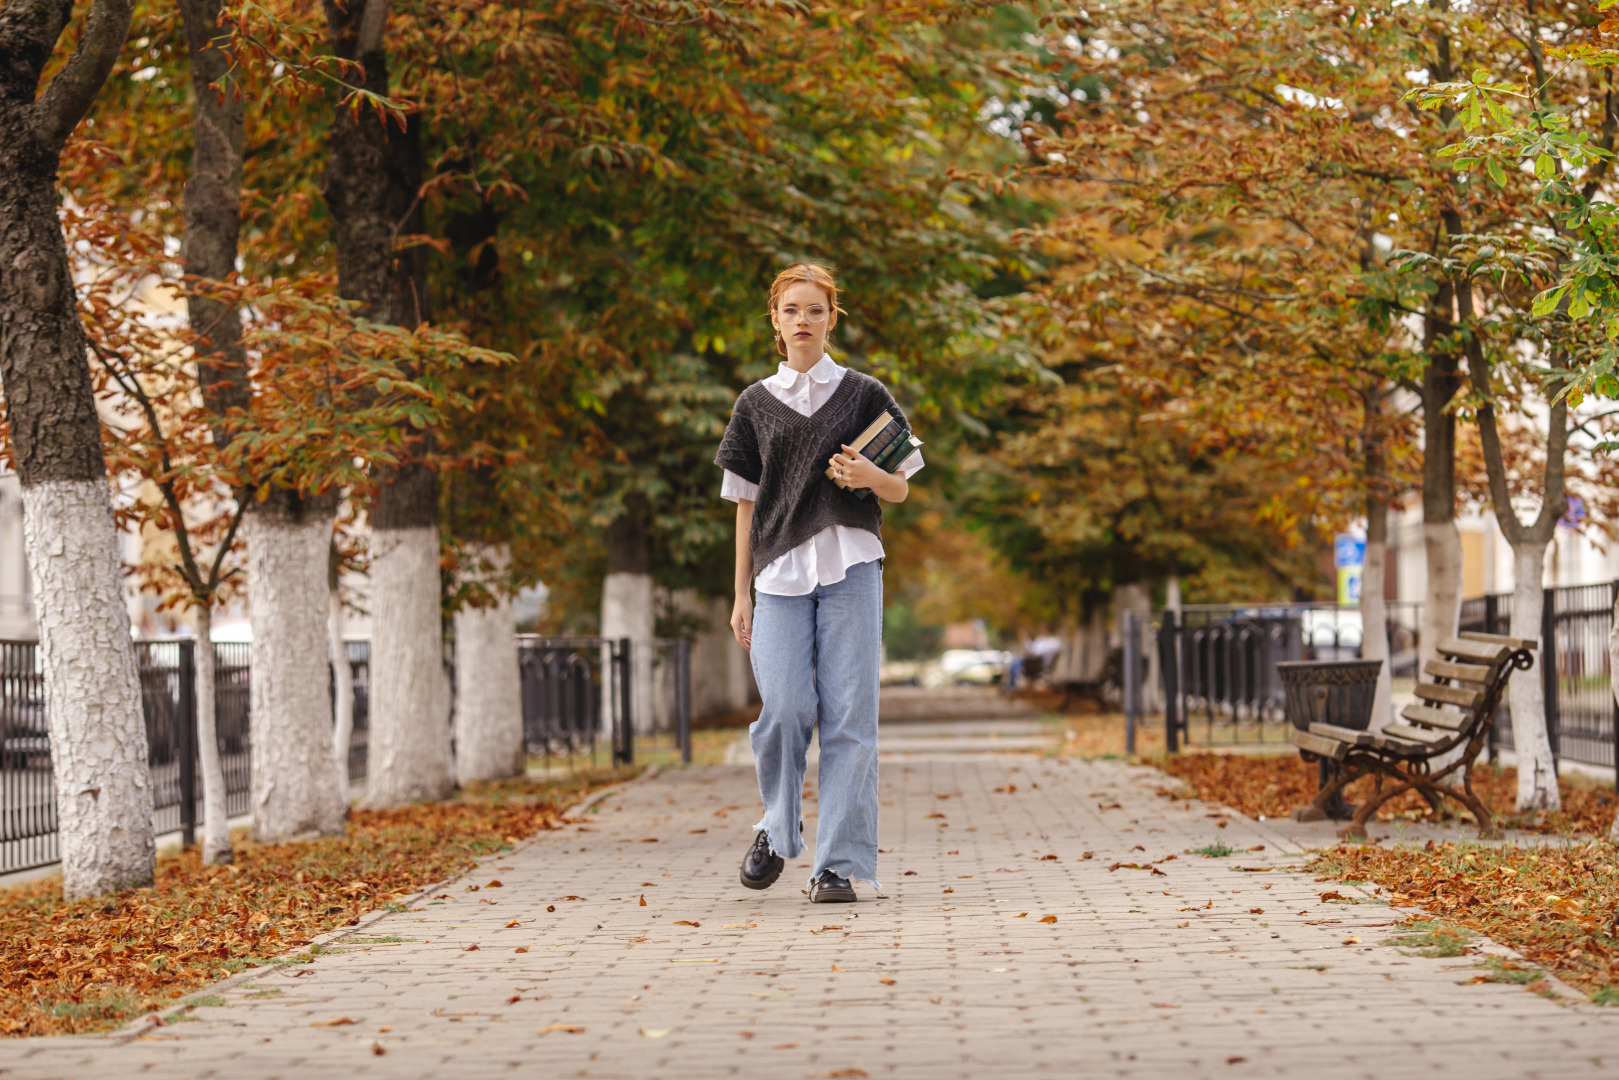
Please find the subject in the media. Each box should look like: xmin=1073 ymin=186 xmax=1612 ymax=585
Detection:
xmin=749 ymin=558 xmax=882 ymax=888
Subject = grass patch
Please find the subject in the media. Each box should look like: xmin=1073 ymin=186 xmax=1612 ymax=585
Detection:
xmin=0 ymin=766 xmax=634 ymax=1038
xmin=343 ymin=935 xmax=413 ymax=944
xmin=1593 ymin=986 xmax=1619 ymax=1006
xmin=1310 ymin=840 xmax=1619 ymax=1003
xmin=1471 ymin=957 xmax=1543 ymax=986
xmin=1189 ymin=841 xmax=1236 ymax=858
xmin=1383 ymin=920 xmax=1474 ymax=958
xmin=243 ymin=988 xmax=283 ymax=999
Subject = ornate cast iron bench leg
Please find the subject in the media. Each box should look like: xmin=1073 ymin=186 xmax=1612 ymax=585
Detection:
xmin=1336 ymin=770 xmax=1382 ymax=840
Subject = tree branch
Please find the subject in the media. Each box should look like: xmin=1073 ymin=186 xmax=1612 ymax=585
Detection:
xmin=30 ymin=0 xmax=136 ymax=151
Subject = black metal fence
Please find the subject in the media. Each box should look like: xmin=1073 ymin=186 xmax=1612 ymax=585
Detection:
xmin=0 ymin=639 xmax=373 ymax=875
xmin=1151 ymin=586 xmax=1619 ymax=773
xmin=516 ymin=636 xmax=692 ymax=769
xmin=0 ymin=634 xmax=688 ymax=876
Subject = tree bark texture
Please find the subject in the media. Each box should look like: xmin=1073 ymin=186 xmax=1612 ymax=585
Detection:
xmin=1464 ymin=304 xmax=1566 ymax=812
xmin=603 ymin=495 xmax=656 ymax=733
xmin=245 ymin=510 xmax=347 ymax=840
xmin=329 ymin=576 xmax=355 ymax=791
xmin=364 ymin=526 xmax=454 ymax=805
xmin=322 ymin=0 xmax=449 ymax=801
xmin=1506 ymin=542 xmax=1560 ymax=811
xmin=22 ymin=483 xmax=154 ymax=898
xmin=1360 ymin=497 xmax=1394 ymax=733
xmin=1419 ymin=286 xmax=1462 ymax=671
xmin=178 ymin=0 xmax=247 ymax=426
xmin=2 ymin=0 xmax=149 ymax=898
xmin=193 ymin=605 xmax=233 ymax=863
xmin=452 ymin=548 xmax=524 ymax=786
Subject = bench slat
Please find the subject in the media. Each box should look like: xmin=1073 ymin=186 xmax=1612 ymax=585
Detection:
xmin=1424 ymin=658 xmax=1492 ymax=685
xmin=1400 ymin=704 xmax=1473 ymax=731
xmin=1458 ymin=631 xmax=1538 ymax=651
xmin=1382 ymin=722 xmax=1458 ymax=747
xmin=1414 ymin=682 xmax=1484 ymax=709
xmin=1288 ymin=726 xmax=1349 ymax=760
xmin=1308 ymin=722 xmax=1377 ymax=747
xmin=1437 ymin=637 xmax=1512 ymax=665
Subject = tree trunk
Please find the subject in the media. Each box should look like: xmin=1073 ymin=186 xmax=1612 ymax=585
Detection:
xmin=246 ymin=500 xmax=347 ymax=840
xmin=321 ymin=0 xmax=449 ymax=804
xmin=453 ymin=546 xmax=524 ymax=785
xmin=1420 ymin=523 xmax=1462 ymax=668
xmin=1508 ymin=540 xmax=1560 ymax=812
xmin=22 ymin=485 xmax=154 ymax=898
xmin=602 ymin=495 xmax=656 ymax=734
xmin=1419 ymin=265 xmax=1462 ymax=671
xmin=329 ymin=552 xmax=354 ymax=793
xmin=1 ymin=0 xmax=151 ymax=899
xmin=364 ymin=522 xmax=454 ymax=805
xmin=1361 ymin=496 xmax=1394 ymax=733
xmin=178 ymin=0 xmax=247 ymax=428
xmin=1459 ymin=278 xmax=1566 ymax=813
xmin=193 ymin=606 xmax=233 ymax=863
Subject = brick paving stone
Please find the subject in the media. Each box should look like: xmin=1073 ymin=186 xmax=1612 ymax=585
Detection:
xmin=0 ymin=756 xmax=1615 ymax=1079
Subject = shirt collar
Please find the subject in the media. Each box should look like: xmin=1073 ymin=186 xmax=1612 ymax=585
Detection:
xmin=771 ymin=353 xmax=839 ymax=387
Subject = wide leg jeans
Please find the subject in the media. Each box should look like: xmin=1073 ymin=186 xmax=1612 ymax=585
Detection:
xmin=748 ymin=558 xmax=882 ymax=887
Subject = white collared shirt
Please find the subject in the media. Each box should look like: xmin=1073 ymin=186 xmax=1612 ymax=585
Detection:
xmin=721 ymin=354 xmax=924 ymax=596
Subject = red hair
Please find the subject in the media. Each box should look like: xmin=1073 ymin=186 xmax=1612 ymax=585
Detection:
xmin=768 ymin=263 xmax=845 ymax=355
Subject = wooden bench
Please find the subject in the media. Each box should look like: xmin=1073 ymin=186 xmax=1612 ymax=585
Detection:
xmin=1285 ymin=632 xmax=1536 ymax=839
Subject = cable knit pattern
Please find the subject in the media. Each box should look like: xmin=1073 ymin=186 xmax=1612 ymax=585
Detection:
xmin=714 ymin=370 xmax=909 ymax=575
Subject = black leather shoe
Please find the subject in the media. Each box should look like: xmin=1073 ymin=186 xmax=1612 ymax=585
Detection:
xmin=740 ymin=831 xmax=784 ymax=890
xmin=808 ymin=869 xmax=856 ymax=903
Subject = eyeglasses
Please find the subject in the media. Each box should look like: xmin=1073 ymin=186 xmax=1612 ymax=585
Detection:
xmin=777 ymin=305 xmax=829 ymax=324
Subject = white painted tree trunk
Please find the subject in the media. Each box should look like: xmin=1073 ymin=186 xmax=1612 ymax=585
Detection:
xmin=329 ymin=588 xmax=354 ymax=793
xmin=602 ymin=570 xmax=655 ymax=734
xmin=1508 ymin=540 xmax=1561 ymax=812
xmin=453 ymin=573 xmax=525 ymax=786
xmin=1360 ymin=527 xmax=1393 ymax=734
xmin=193 ymin=606 xmax=233 ymax=864
xmin=246 ymin=514 xmax=347 ymax=840
xmin=364 ymin=526 xmax=454 ymax=806
xmin=22 ymin=481 xmax=154 ymax=899
xmin=1420 ymin=520 xmax=1463 ymax=670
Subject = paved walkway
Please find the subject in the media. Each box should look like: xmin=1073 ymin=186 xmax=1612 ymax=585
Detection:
xmin=3 ymin=755 xmax=1616 ymax=1079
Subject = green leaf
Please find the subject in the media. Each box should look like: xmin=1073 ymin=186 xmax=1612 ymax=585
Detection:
xmin=1486 ymin=156 xmax=1507 ymax=187
xmin=1531 ymin=284 xmax=1569 ymax=316
xmin=1535 ymin=153 xmax=1556 ymax=180
xmin=1569 ymin=292 xmax=1593 ymax=319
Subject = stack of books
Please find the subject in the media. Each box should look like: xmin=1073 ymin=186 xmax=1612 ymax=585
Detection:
xmin=826 ymin=413 xmax=924 ymax=500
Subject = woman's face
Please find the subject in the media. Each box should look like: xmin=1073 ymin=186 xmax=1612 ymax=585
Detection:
xmin=772 ymin=281 xmax=833 ymax=360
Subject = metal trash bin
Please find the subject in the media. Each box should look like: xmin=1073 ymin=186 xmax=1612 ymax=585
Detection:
xmin=1276 ymin=660 xmax=1383 ymax=819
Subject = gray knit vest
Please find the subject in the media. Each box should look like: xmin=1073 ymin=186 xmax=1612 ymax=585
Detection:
xmin=714 ymin=370 xmax=909 ymax=575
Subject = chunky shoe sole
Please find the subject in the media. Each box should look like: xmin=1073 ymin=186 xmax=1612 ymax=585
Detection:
xmin=740 ymin=855 xmax=783 ymax=890
xmin=809 ymin=880 xmax=857 ymax=903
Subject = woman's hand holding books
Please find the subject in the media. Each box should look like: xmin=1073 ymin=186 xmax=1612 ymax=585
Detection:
xmin=829 ymin=444 xmax=908 ymax=503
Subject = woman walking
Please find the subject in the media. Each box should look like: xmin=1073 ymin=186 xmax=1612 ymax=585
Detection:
xmin=713 ymin=262 xmax=922 ymax=903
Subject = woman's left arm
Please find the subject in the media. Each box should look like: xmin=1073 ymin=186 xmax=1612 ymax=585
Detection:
xmin=829 ymin=444 xmax=909 ymax=503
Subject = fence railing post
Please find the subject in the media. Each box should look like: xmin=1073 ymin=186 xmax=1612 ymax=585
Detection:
xmin=177 ymin=640 xmax=197 ymax=849
xmin=1159 ymin=611 xmax=1180 ymax=754
xmin=1542 ymin=586 xmax=1560 ymax=774
xmin=675 ymin=638 xmax=691 ymax=764
xmin=614 ymin=637 xmax=634 ymax=765
xmin=1122 ymin=611 xmax=1139 ymax=755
